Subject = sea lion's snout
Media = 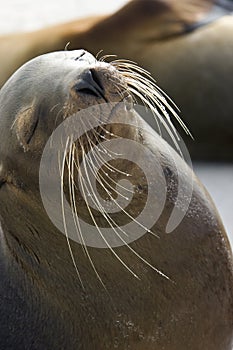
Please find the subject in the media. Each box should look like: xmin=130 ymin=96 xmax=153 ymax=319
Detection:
xmin=74 ymin=68 xmax=105 ymax=99
xmin=70 ymin=49 xmax=131 ymax=105
xmin=72 ymin=64 xmax=130 ymax=106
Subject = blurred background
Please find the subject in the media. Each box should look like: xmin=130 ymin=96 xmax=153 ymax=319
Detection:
xmin=0 ymin=0 xmax=232 ymax=246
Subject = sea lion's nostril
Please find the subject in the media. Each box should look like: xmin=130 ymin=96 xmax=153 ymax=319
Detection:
xmin=74 ymin=69 xmax=105 ymax=99
xmin=90 ymin=68 xmax=104 ymax=91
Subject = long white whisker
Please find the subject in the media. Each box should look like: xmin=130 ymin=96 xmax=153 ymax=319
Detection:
xmin=111 ymin=59 xmax=192 ymax=140
xmin=77 ymin=142 xmax=139 ymax=279
xmin=69 ymin=142 xmax=107 ymax=290
xmin=67 ymin=142 xmax=88 ymax=257
xmin=85 ymin=135 xmax=135 ymax=196
xmin=128 ymin=86 xmax=182 ymax=154
xmin=84 ymin=117 xmax=133 ymax=178
xmin=111 ymin=59 xmax=179 ymax=110
xmin=127 ymin=76 xmax=190 ymax=136
xmin=79 ymin=142 xmax=169 ymax=280
xmin=81 ymin=136 xmax=159 ymax=238
xmin=59 ymin=136 xmax=84 ymax=289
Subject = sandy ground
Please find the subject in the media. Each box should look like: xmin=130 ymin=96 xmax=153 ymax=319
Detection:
xmin=0 ymin=0 xmax=232 ymax=247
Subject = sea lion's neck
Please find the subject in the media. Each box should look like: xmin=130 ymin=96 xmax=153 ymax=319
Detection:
xmin=0 ymin=112 xmax=144 ymax=299
xmin=0 ymin=180 xmax=153 ymax=345
xmin=0 ymin=183 xmax=89 ymax=301
xmin=0 ymin=201 xmax=108 ymax=348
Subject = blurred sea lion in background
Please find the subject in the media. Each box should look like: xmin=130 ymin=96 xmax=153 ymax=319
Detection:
xmin=0 ymin=0 xmax=232 ymax=160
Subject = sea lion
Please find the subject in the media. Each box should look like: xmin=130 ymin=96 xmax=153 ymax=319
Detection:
xmin=0 ymin=49 xmax=232 ymax=350
xmin=0 ymin=0 xmax=233 ymax=160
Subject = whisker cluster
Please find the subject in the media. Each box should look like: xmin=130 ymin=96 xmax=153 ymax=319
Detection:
xmin=60 ymin=125 xmax=170 ymax=288
xmin=110 ymin=58 xmax=192 ymax=154
xmin=58 ymin=56 xmax=187 ymax=287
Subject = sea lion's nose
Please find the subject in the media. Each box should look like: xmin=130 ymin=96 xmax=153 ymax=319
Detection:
xmin=74 ymin=69 xmax=105 ymax=99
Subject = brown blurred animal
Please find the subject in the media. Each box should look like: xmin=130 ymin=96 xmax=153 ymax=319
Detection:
xmin=0 ymin=0 xmax=233 ymax=160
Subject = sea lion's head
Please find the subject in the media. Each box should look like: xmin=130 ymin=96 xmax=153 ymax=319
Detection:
xmin=0 ymin=51 xmax=129 ymax=198
xmin=0 ymin=50 xmax=130 ymax=181
xmin=0 ymin=50 xmax=187 ymax=264
xmin=0 ymin=50 xmax=183 ymax=221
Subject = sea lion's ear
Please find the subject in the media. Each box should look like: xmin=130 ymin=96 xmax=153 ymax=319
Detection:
xmin=12 ymin=104 xmax=38 ymax=152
